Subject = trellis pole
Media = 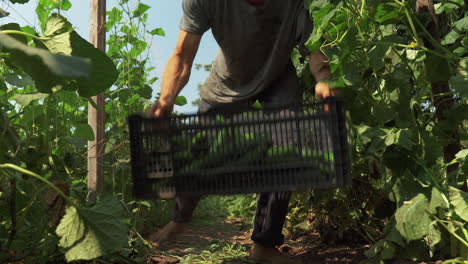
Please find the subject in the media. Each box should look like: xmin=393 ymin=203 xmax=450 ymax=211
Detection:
xmin=87 ymin=0 xmax=106 ymax=202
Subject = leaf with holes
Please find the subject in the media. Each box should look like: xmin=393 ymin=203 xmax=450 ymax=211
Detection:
xmin=14 ymin=93 xmax=49 ymax=106
xmin=395 ymin=193 xmax=431 ymax=241
xmin=42 ymin=14 xmax=118 ymax=96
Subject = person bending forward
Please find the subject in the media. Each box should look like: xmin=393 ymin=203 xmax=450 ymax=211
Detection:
xmin=147 ymin=1 xmax=334 ymax=263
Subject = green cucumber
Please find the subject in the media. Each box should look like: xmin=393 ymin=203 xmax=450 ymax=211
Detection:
xmin=301 ymin=149 xmax=334 ymax=162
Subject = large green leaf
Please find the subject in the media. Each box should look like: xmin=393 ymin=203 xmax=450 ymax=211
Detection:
xmin=56 ymin=196 xmax=128 ymax=261
xmin=132 ymin=3 xmax=150 ymax=18
xmin=9 ymin=0 xmax=29 ymax=3
xmin=66 ymin=136 xmax=87 ymax=148
xmin=442 ymin=17 xmax=468 ymax=45
xmin=106 ymin=7 xmax=123 ymax=32
xmin=0 ymin=33 xmax=91 ymax=93
xmin=384 ymin=128 xmax=414 ymax=150
xmin=4 ymin=73 xmax=33 ymax=87
xmin=399 ymin=240 xmax=431 ymax=260
xmin=42 ymin=14 xmax=118 ymax=96
xmin=13 ymin=93 xmax=49 ymax=106
xmin=450 ymin=58 xmax=468 ymax=99
xmin=43 ymin=12 xmax=74 ymax=38
xmin=395 ymin=193 xmax=431 ymax=241
xmin=60 ymin=0 xmax=72 ymax=10
xmin=380 ymin=241 xmax=397 ymax=260
xmin=449 ymin=186 xmax=468 ymax=222
xmin=436 ymin=0 xmax=464 ymax=14
xmin=74 ymin=124 xmax=95 ymax=141
xmin=0 ymin=23 xmax=27 ymax=43
xmin=174 ymin=95 xmax=188 ymax=106
xmin=365 ymin=239 xmax=385 ymax=258
xmin=369 ymin=44 xmax=390 ymax=71
xmin=429 ymin=187 xmax=449 ymax=214
xmin=374 ymin=4 xmax=400 ymax=24
xmin=359 ymin=127 xmax=414 ymax=153
xmin=385 ymin=229 xmax=406 ymax=248
xmin=391 ymin=171 xmax=429 ymax=205
xmin=148 ymin=28 xmax=165 ymax=36
xmin=356 ymin=125 xmax=387 ymax=145
xmin=450 ymin=75 xmax=468 ymax=99
xmin=425 ymin=221 xmax=441 ymax=250
xmin=425 ymin=54 xmax=451 ymax=82
xmin=20 ymin=25 xmax=39 ymax=38
xmin=306 ymin=4 xmax=337 ymax=53
xmin=35 ymin=0 xmax=73 ymax=32
xmin=0 ymin=80 xmax=7 ymax=91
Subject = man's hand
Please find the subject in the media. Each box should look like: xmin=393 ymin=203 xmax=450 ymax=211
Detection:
xmin=315 ymin=81 xmax=335 ymax=112
xmin=315 ymin=81 xmax=335 ymax=99
xmin=146 ymin=99 xmax=174 ymax=118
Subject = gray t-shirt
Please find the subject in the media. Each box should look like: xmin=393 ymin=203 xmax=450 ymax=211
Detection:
xmin=180 ymin=0 xmax=312 ymax=104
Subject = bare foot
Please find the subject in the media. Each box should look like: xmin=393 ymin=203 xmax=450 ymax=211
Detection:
xmin=249 ymin=243 xmax=302 ymax=264
xmin=148 ymin=221 xmax=187 ymax=244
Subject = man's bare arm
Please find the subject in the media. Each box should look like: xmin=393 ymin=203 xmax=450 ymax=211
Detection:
xmin=309 ymin=51 xmax=334 ymax=98
xmin=148 ymin=30 xmax=202 ymax=117
xmin=309 ymin=51 xmax=331 ymax=82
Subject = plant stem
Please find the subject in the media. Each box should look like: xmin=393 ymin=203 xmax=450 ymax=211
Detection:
xmin=5 ymin=179 xmax=17 ymax=248
xmin=435 ymin=218 xmax=468 ymax=247
xmin=0 ymin=163 xmax=74 ymax=205
xmin=404 ymin=8 xmax=420 ymax=43
xmin=372 ymin=41 xmax=449 ymax=59
xmin=420 ymin=46 xmax=452 ymax=59
xmin=391 ymin=0 xmax=404 ymax=6
xmin=412 ymin=16 xmax=454 ymax=57
xmin=0 ymin=30 xmax=50 ymax=41
xmin=360 ymin=0 xmax=366 ymax=16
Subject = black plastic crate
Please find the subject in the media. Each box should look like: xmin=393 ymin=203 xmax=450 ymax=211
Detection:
xmin=128 ymin=97 xmax=350 ymax=199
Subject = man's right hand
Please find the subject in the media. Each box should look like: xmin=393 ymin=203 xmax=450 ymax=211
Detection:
xmin=146 ymin=99 xmax=174 ymax=118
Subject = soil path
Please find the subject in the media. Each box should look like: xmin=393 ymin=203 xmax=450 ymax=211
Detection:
xmin=147 ymin=218 xmax=369 ymax=264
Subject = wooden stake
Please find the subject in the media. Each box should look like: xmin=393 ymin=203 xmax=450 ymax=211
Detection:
xmin=88 ymin=0 xmax=106 ymax=201
xmin=415 ymin=0 xmax=462 ymax=180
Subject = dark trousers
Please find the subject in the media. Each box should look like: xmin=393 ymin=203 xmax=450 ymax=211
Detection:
xmin=173 ymin=63 xmax=301 ymax=247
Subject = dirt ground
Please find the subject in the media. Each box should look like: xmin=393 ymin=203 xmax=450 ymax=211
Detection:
xmin=146 ymin=219 xmax=376 ymax=264
xmin=146 ymin=218 xmax=447 ymax=264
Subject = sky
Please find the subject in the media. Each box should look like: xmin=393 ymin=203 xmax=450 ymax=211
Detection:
xmin=0 ymin=0 xmax=218 ymax=113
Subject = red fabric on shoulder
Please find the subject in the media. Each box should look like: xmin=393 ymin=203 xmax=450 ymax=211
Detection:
xmin=246 ymin=0 xmax=265 ymax=7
